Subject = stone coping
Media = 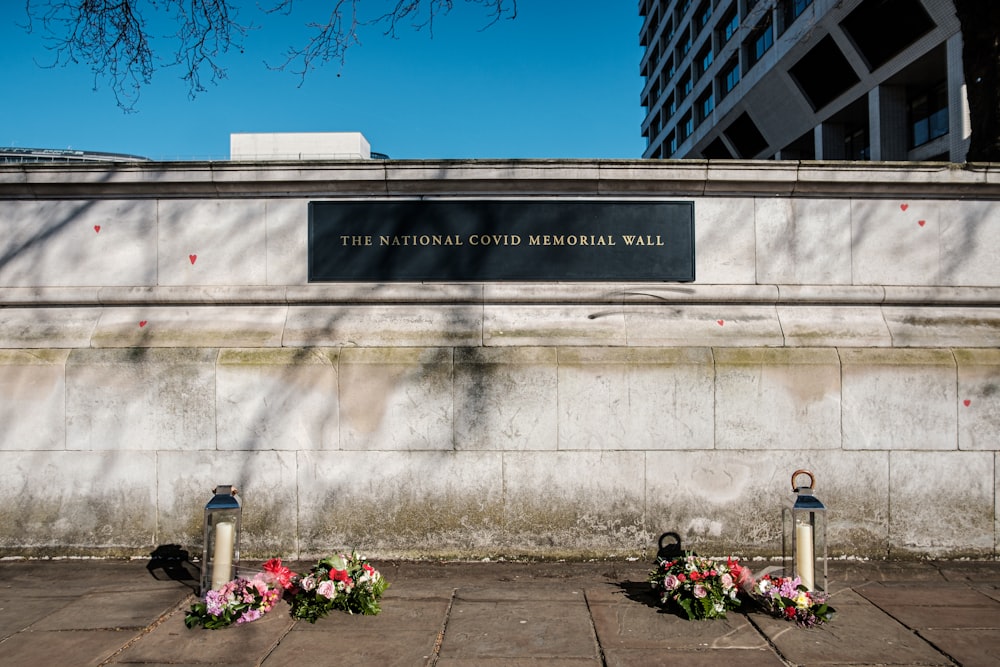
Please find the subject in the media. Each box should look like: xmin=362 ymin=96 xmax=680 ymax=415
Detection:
xmin=2 ymin=159 xmax=999 ymax=198
xmin=2 ymin=284 xmax=1000 ymax=306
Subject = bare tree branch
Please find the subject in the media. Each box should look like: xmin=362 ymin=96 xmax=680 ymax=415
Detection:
xmin=266 ymin=0 xmax=517 ymax=84
xmin=23 ymin=0 xmax=517 ymax=111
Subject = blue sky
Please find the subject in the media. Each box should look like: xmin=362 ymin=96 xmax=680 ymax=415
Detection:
xmin=0 ymin=2 xmax=644 ymax=160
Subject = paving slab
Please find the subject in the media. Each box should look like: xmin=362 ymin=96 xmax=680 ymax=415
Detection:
xmin=603 ymin=648 xmax=786 ymax=667
xmin=111 ymin=602 xmax=295 ymax=665
xmin=30 ymin=588 xmax=189 ymax=631
xmin=263 ymin=598 xmax=449 ymax=666
xmin=750 ymin=605 xmax=953 ymax=666
xmin=0 ymin=628 xmax=141 ymax=666
xmin=0 ymin=595 xmax=76 ymax=637
xmin=438 ymin=599 xmax=599 ymax=660
xmin=918 ymin=628 xmax=1000 ymax=667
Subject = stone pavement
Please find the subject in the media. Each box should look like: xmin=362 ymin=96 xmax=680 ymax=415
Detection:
xmin=2 ymin=557 xmax=1000 ymax=666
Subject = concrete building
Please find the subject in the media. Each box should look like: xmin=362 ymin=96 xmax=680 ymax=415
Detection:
xmin=640 ymin=0 xmax=970 ymax=162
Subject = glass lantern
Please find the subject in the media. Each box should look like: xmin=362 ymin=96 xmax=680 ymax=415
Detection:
xmin=200 ymin=485 xmax=242 ymax=596
xmin=782 ymin=469 xmax=827 ymax=592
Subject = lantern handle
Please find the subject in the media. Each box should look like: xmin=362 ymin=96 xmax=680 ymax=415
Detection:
xmin=791 ymin=469 xmax=815 ymax=491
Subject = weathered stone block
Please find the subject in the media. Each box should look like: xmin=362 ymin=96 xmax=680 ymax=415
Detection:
xmin=691 ymin=197 xmax=757 ymax=284
xmin=339 ymin=347 xmax=454 ymax=450
xmin=297 ymin=450 xmax=503 ymax=557
xmin=284 ymin=305 xmax=482 ymax=347
xmin=645 ymin=450 xmax=889 ymax=558
xmin=956 ymin=349 xmax=1000 ymax=451
xmin=715 ymin=348 xmax=842 ymax=450
xmin=0 ymin=200 xmax=157 ymax=287
xmin=557 ymin=348 xmax=714 ymax=450
xmin=0 ymin=307 xmax=103 ymax=348
xmin=216 ymin=348 xmax=339 ymax=451
xmin=756 ymin=197 xmax=853 ymax=285
xmin=90 ymin=305 xmax=287 ymax=347
xmin=941 ymin=201 xmax=1000 ymax=287
xmin=883 ymin=306 xmax=1000 ymax=347
xmin=777 ymin=305 xmax=892 ymax=347
xmin=263 ymin=198 xmax=309 ymax=286
xmin=842 ymin=349 xmax=957 ymax=450
xmin=851 ymin=199 xmax=941 ymax=285
xmin=156 ymin=450 xmax=297 ymax=558
xmin=454 ymin=347 xmax=557 ymax=451
xmin=156 ymin=199 xmax=267 ymax=286
xmin=65 ymin=348 xmax=217 ymax=451
xmin=0 ymin=350 xmax=68 ymax=451
xmin=0 ymin=451 xmax=156 ymax=553
xmin=484 ymin=305 xmax=626 ymax=346
xmin=503 ymin=451 xmax=645 ymax=554
xmin=624 ymin=304 xmax=784 ymax=346
xmin=889 ymin=451 xmax=993 ymax=557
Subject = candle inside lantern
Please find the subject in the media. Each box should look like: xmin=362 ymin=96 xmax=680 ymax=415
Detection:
xmin=211 ymin=520 xmax=235 ymax=590
xmin=795 ymin=521 xmax=815 ymax=590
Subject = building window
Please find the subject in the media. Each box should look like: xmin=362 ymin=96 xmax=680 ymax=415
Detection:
xmin=745 ymin=14 xmax=774 ymax=68
xmin=682 ymin=111 xmax=695 ymax=139
xmin=666 ymin=92 xmax=676 ymax=116
xmin=719 ymin=58 xmax=741 ymax=97
xmin=695 ymin=0 xmax=713 ymax=31
xmin=661 ymin=18 xmax=674 ymax=51
xmin=910 ymin=82 xmax=949 ymax=147
xmin=678 ymin=72 xmax=693 ymax=101
xmin=679 ymin=30 xmax=693 ymax=59
xmin=844 ymin=125 xmax=870 ymax=160
xmin=780 ymin=0 xmax=813 ymax=34
xmin=698 ymin=88 xmax=715 ymax=122
xmin=677 ymin=0 xmax=693 ymax=21
xmin=697 ymin=44 xmax=714 ymax=78
xmin=668 ymin=131 xmax=678 ymax=155
xmin=718 ymin=7 xmax=740 ymax=45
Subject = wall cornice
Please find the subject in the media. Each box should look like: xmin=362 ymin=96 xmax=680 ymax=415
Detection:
xmin=1 ymin=159 xmax=999 ymax=199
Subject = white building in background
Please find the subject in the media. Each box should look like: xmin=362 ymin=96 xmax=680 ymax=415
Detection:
xmin=230 ymin=132 xmax=387 ymax=160
xmin=640 ymin=0 xmax=970 ymax=161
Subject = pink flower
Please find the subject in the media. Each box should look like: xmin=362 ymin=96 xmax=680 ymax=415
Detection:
xmin=663 ymin=574 xmax=680 ymax=591
xmin=237 ymin=608 xmax=262 ymax=624
xmin=693 ymin=585 xmax=707 ymax=599
xmin=316 ymin=580 xmax=337 ymax=600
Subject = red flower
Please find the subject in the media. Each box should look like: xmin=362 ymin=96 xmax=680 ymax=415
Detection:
xmin=330 ymin=568 xmax=353 ymax=586
xmin=785 ymin=606 xmax=797 ymax=619
xmin=263 ymin=558 xmax=296 ymax=589
xmin=677 ymin=573 xmax=687 ymax=582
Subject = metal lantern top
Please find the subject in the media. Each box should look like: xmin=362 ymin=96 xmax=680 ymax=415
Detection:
xmin=791 ymin=469 xmax=826 ymax=512
xmin=205 ymin=485 xmax=240 ymax=511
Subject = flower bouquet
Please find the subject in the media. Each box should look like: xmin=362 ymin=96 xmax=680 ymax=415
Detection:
xmin=649 ymin=553 xmax=746 ymax=620
xmin=749 ymin=573 xmax=835 ymax=627
xmin=285 ymin=551 xmax=389 ymax=623
xmin=184 ymin=568 xmax=285 ymax=629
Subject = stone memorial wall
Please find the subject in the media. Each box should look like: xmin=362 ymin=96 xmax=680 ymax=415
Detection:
xmin=1 ymin=160 xmax=999 ymax=560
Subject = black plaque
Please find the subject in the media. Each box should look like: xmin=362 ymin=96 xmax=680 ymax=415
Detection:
xmin=308 ymin=200 xmax=695 ymax=282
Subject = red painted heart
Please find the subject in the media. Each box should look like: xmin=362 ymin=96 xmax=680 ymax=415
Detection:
xmin=918 ymin=220 xmax=926 ymax=227
xmin=94 ymin=225 xmax=101 ymax=233
xmin=964 ymin=399 xmax=971 ymax=407
xmin=900 ymin=203 xmax=909 ymax=211
xmin=139 ymin=321 xmax=148 ymax=328
xmin=189 ymin=254 xmax=197 ymax=265
xmin=716 ymin=319 xmax=725 ymax=326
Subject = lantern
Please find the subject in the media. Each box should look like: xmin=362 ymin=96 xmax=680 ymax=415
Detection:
xmin=200 ymin=485 xmax=242 ymax=596
xmin=782 ymin=469 xmax=827 ymax=592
